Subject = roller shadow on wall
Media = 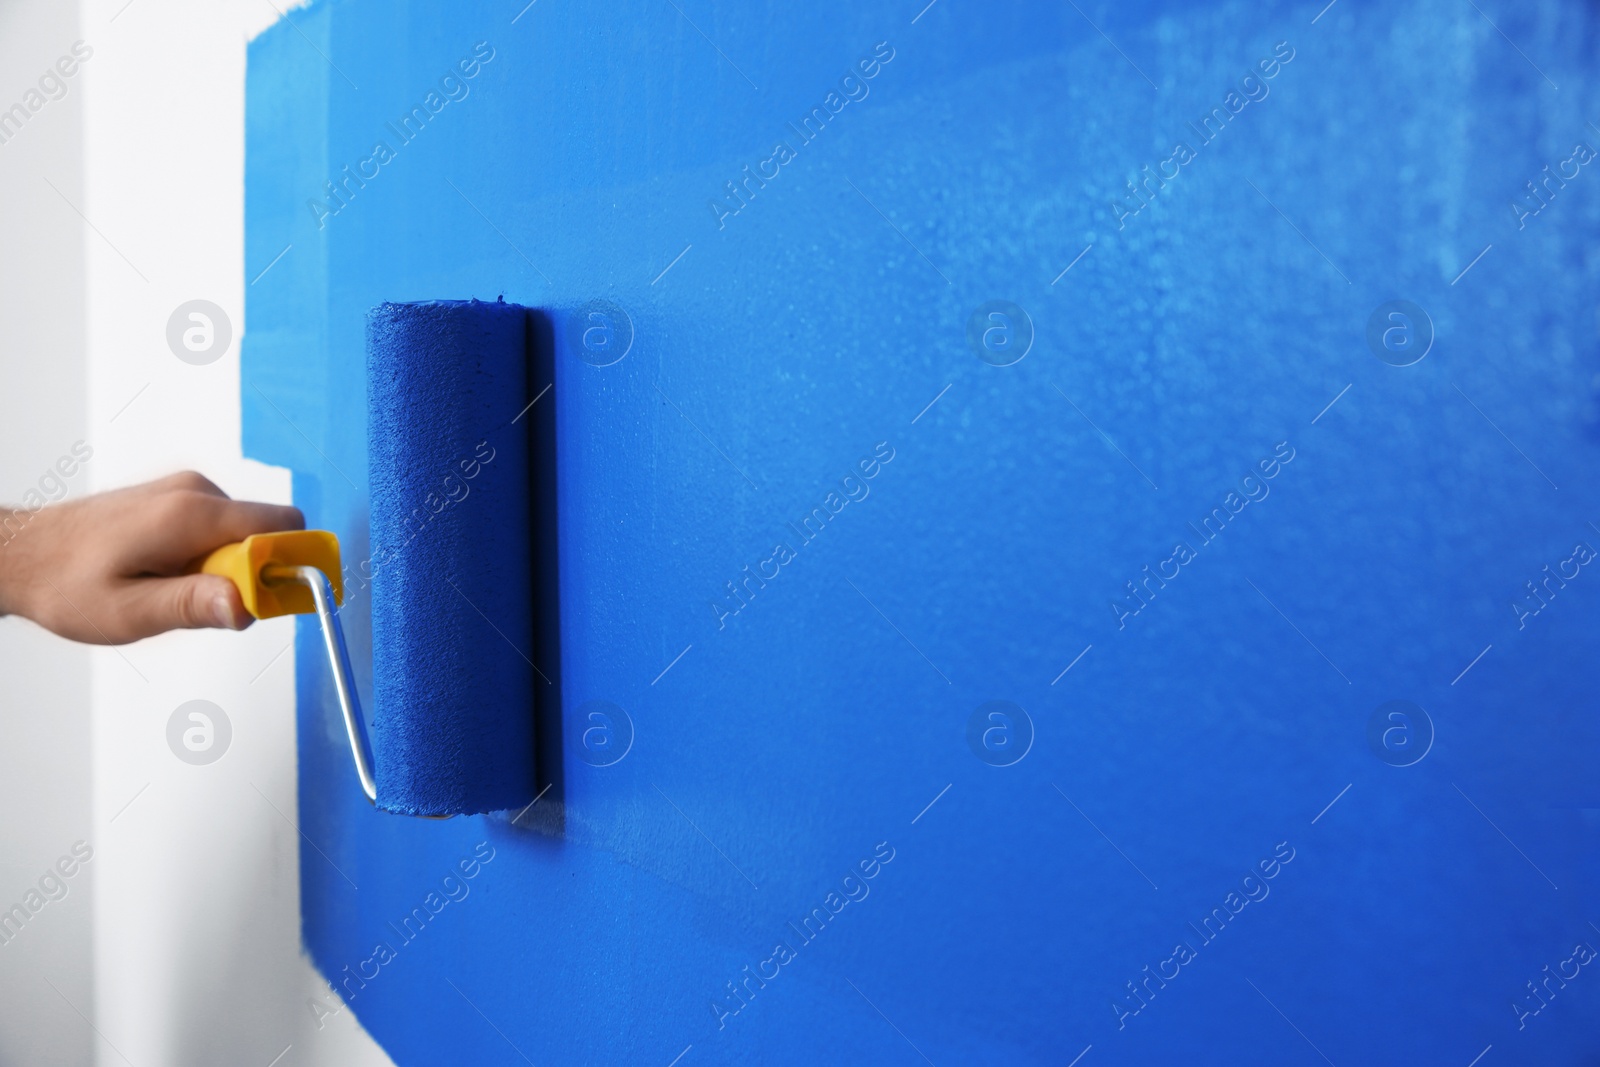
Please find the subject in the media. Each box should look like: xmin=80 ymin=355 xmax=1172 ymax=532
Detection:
xmin=521 ymin=308 xmax=564 ymax=838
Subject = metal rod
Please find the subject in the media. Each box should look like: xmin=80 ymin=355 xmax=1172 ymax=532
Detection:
xmin=261 ymin=563 xmax=378 ymax=805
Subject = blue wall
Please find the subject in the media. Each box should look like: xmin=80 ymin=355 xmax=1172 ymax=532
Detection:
xmin=244 ymin=1 xmax=1600 ymax=1062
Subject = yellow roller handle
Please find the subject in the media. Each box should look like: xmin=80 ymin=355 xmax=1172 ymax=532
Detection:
xmin=199 ymin=530 xmax=343 ymax=619
xmin=197 ymin=529 xmax=382 ymax=808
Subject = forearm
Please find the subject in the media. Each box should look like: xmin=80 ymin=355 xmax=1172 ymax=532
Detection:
xmin=0 ymin=507 xmax=35 ymax=617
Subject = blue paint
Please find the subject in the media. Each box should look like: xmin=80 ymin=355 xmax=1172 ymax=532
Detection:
xmin=366 ymin=299 xmax=537 ymax=815
xmin=244 ymin=0 xmax=1600 ymax=1063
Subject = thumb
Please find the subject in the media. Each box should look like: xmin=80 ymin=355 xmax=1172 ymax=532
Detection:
xmin=116 ymin=573 xmax=254 ymax=640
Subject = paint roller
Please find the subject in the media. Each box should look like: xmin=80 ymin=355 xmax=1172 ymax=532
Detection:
xmin=200 ymin=299 xmax=539 ymax=818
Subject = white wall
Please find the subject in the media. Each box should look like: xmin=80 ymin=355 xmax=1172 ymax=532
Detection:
xmin=70 ymin=0 xmax=394 ymax=1063
xmin=0 ymin=2 xmax=93 ymax=1063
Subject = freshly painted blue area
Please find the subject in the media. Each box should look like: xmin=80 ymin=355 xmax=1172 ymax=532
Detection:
xmin=244 ymin=0 xmax=1600 ymax=1062
xmin=366 ymin=299 xmax=536 ymax=815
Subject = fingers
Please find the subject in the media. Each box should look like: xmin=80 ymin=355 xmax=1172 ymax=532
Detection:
xmin=130 ymin=491 xmax=306 ymax=572
xmin=110 ymin=573 xmax=253 ymax=642
xmin=203 ymin=496 xmax=307 ymax=544
xmin=149 ymin=470 xmax=229 ymax=498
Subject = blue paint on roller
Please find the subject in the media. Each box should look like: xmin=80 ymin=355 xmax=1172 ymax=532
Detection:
xmin=366 ymin=299 xmax=537 ymax=815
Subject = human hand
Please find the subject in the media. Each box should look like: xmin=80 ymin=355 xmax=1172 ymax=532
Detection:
xmin=0 ymin=471 xmax=304 ymax=644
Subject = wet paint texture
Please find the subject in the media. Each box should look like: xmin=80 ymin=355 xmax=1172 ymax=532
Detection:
xmin=245 ymin=1 xmax=1600 ymax=1063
